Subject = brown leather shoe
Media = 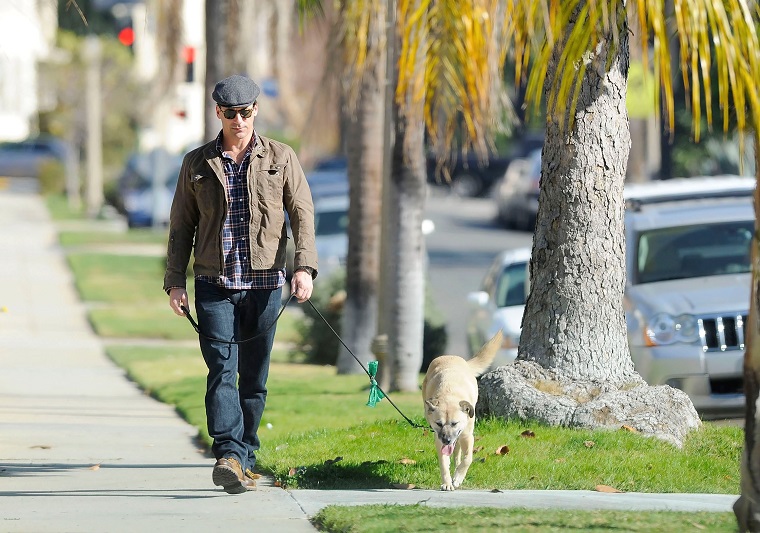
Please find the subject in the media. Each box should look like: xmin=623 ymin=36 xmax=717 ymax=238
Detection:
xmin=212 ymin=457 xmax=256 ymax=494
xmin=244 ymin=468 xmax=259 ymax=486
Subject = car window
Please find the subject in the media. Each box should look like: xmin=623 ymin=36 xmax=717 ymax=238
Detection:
xmin=495 ymin=261 xmax=529 ymax=307
xmin=315 ymin=209 xmax=348 ymax=236
xmin=635 ymin=220 xmax=752 ymax=283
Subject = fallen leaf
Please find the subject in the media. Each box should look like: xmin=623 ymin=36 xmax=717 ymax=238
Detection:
xmin=687 ymin=521 xmax=706 ymax=530
xmin=274 ymin=480 xmax=282 ymax=487
xmin=30 ymin=445 xmax=51 ymax=450
xmin=583 ymin=440 xmax=595 ymax=448
xmin=88 ymin=464 xmax=101 ymax=471
xmin=473 ymin=446 xmax=484 ymax=453
xmin=490 ymin=488 xmax=502 ymax=493
xmin=476 ymin=457 xmax=487 ymax=463
xmin=423 ymin=429 xmax=430 ymax=437
xmin=495 ymin=445 xmax=510 ymax=455
xmin=398 ymin=458 xmax=416 ymax=465
xmin=324 ymin=456 xmax=343 ymax=466
xmin=288 ymin=467 xmax=297 ymax=476
xmin=474 ymin=436 xmax=483 ymax=441
xmin=554 ymin=458 xmax=566 ymax=463
xmin=391 ymin=483 xmax=415 ymax=490
xmin=621 ymin=425 xmax=638 ymax=433
xmin=520 ymin=430 xmax=536 ymax=438
xmin=595 ymin=484 xmax=623 ymax=493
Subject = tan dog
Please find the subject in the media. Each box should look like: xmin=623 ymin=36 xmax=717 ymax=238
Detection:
xmin=422 ymin=330 xmax=503 ymax=491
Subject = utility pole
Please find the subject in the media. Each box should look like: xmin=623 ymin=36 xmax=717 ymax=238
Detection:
xmin=83 ymin=36 xmax=104 ymax=218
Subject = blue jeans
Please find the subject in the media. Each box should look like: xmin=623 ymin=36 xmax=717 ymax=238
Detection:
xmin=194 ymin=280 xmax=282 ymax=473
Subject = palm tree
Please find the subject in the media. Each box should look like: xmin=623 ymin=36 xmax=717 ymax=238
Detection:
xmin=318 ymin=0 xmax=510 ymax=390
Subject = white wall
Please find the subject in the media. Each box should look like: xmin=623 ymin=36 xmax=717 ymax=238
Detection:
xmin=0 ymin=0 xmax=50 ymax=140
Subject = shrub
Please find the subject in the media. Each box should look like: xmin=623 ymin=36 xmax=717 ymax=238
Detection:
xmin=295 ymin=270 xmax=448 ymax=371
xmin=38 ymin=161 xmax=66 ymax=196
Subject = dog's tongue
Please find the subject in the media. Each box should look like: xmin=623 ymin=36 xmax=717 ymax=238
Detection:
xmin=441 ymin=444 xmax=455 ymax=456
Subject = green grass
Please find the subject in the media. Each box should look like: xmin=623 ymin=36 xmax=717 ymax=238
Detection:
xmin=104 ymin=344 xmax=742 ymax=494
xmin=312 ymin=506 xmax=736 ymax=533
xmin=46 ymin=194 xmax=86 ymax=220
xmin=52 ymin=205 xmax=743 ymax=532
xmin=58 ymin=228 xmax=168 ymax=247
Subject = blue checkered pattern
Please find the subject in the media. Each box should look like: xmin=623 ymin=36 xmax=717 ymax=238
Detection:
xmin=195 ymin=133 xmax=285 ymax=290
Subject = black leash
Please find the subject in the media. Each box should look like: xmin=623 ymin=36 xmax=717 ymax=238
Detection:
xmin=180 ymin=294 xmax=425 ymax=429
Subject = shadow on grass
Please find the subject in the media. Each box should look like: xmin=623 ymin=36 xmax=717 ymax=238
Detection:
xmin=272 ymin=459 xmax=403 ymax=490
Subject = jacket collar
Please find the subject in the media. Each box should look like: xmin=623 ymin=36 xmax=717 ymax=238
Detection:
xmin=202 ymin=131 xmax=269 ymax=160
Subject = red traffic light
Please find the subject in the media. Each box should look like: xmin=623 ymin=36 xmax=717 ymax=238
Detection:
xmin=118 ymin=27 xmax=134 ymax=46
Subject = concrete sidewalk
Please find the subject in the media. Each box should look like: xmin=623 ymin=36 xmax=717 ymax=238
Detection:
xmin=0 ymin=179 xmax=314 ymax=532
xmin=0 ymin=179 xmax=739 ymax=533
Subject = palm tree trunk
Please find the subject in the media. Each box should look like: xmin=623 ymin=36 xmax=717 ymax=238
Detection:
xmin=385 ymin=100 xmax=427 ymax=392
xmin=204 ymin=0 xmax=229 ymax=141
xmin=733 ymin=135 xmax=760 ymax=532
xmin=517 ymin=7 xmax=636 ymax=386
xmin=337 ymin=47 xmax=385 ymax=374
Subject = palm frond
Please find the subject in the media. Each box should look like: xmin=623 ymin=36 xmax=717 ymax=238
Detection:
xmin=503 ymin=0 xmax=760 ymax=145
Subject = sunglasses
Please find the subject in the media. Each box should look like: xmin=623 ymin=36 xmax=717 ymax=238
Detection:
xmin=221 ymin=106 xmax=254 ymax=119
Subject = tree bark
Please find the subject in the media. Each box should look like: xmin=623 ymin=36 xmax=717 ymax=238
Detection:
xmin=204 ymin=0 xmax=230 ymax=142
xmin=385 ymin=104 xmax=427 ymax=391
xmin=518 ymin=8 xmax=635 ymax=387
xmin=733 ymin=136 xmax=760 ymax=532
xmin=479 ymin=2 xmax=701 ymax=447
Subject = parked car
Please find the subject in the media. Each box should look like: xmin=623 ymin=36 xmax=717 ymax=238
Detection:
xmin=493 ymin=148 xmax=541 ymax=231
xmin=465 ymin=247 xmax=531 ymax=367
xmin=426 ymin=132 xmax=545 ymax=198
xmin=0 ymin=136 xmax=73 ymax=178
xmin=312 ymin=194 xmax=350 ymax=282
xmin=467 ymin=175 xmax=754 ymax=415
xmin=624 ymin=175 xmax=754 ymax=416
xmin=114 ymin=150 xmax=182 ymax=228
xmin=307 ymin=169 xmax=349 ymax=199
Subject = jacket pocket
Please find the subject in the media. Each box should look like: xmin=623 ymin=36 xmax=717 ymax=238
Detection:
xmin=191 ymin=174 xmax=222 ymax=214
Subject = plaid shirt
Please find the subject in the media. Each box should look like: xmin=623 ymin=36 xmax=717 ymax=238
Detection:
xmin=195 ymin=132 xmax=285 ymax=290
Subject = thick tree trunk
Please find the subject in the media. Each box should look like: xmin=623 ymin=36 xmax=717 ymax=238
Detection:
xmin=337 ymin=36 xmax=385 ymax=374
xmin=734 ymin=138 xmax=760 ymax=532
xmin=478 ymin=4 xmax=701 ymax=447
xmin=518 ymin=20 xmax=634 ymax=386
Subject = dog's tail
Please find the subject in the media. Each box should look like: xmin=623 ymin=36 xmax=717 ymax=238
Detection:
xmin=467 ymin=330 xmax=504 ymax=377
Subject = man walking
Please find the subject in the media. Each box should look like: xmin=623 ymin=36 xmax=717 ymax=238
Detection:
xmin=164 ymin=74 xmax=318 ymax=493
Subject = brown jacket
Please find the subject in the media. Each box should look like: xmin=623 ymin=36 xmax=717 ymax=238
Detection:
xmin=163 ymin=135 xmax=317 ymax=292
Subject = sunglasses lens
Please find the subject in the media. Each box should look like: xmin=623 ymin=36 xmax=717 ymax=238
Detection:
xmin=222 ymin=107 xmax=253 ymax=119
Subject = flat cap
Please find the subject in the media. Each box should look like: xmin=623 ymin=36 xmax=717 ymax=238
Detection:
xmin=212 ymin=75 xmax=260 ymax=107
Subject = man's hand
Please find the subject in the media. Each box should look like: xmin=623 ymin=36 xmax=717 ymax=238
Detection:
xmin=168 ymin=287 xmax=189 ymax=316
xmin=291 ymin=270 xmax=314 ymax=303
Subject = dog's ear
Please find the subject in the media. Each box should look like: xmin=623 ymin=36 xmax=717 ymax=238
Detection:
xmin=460 ymin=400 xmax=475 ymax=418
xmin=425 ymin=398 xmax=439 ymax=412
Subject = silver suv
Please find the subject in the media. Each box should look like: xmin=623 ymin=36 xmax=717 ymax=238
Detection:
xmin=624 ymin=176 xmax=754 ymax=417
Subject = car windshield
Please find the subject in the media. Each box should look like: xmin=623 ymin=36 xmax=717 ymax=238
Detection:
xmin=496 ymin=261 xmax=529 ymax=307
xmin=315 ymin=209 xmax=348 ymax=236
xmin=635 ymin=220 xmax=752 ymax=284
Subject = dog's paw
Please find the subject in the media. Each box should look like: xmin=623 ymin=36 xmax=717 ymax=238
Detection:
xmin=440 ymin=482 xmax=455 ymax=491
xmin=452 ymin=474 xmax=465 ymax=488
